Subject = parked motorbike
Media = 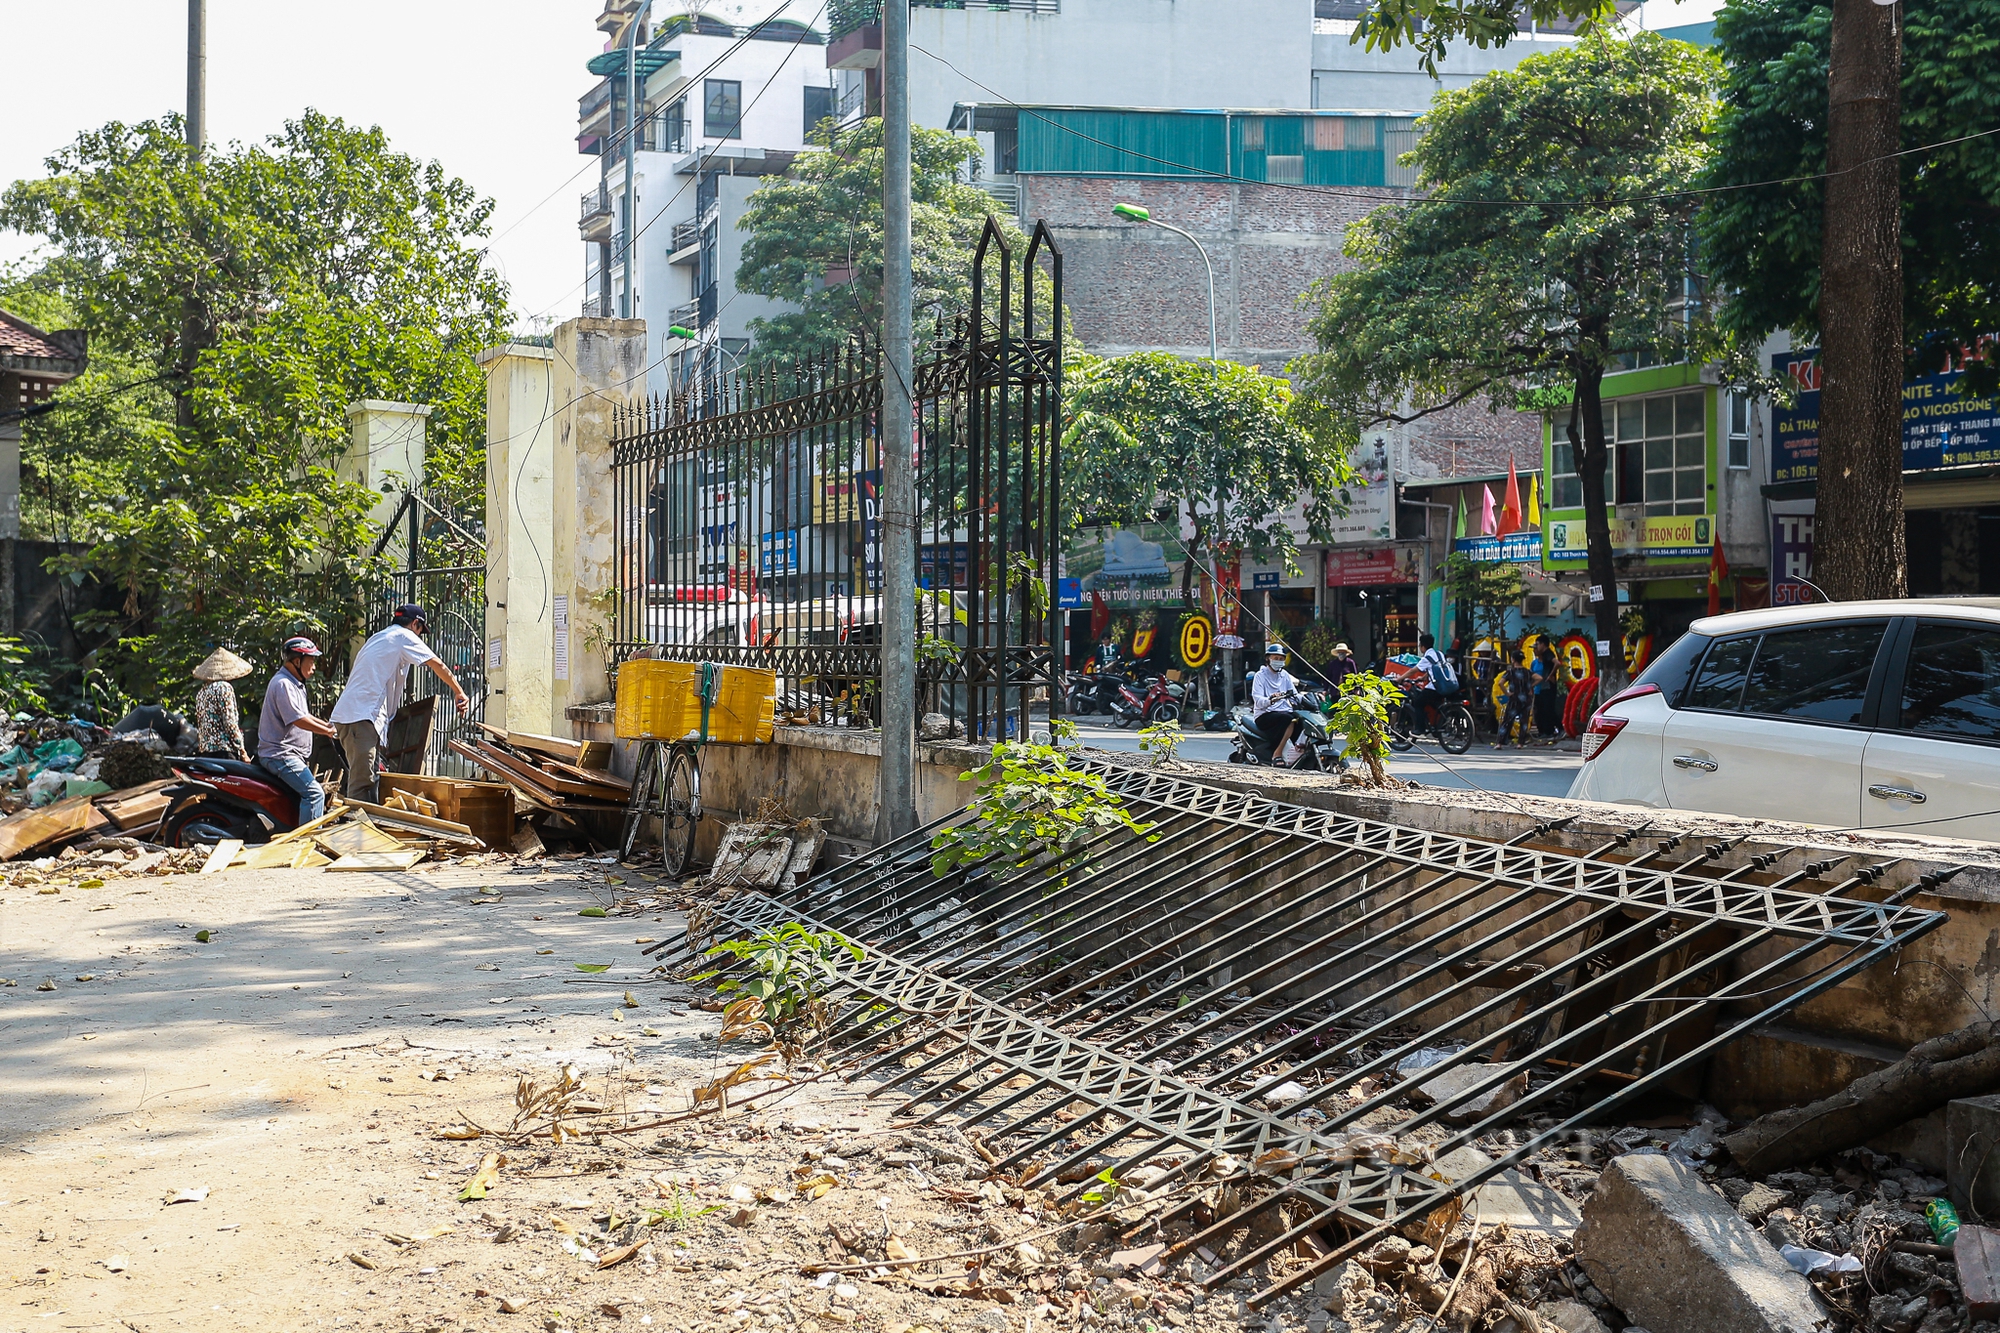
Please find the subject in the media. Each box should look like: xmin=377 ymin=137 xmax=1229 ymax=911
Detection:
xmin=157 ymin=757 xmax=307 ymax=847
xmin=1113 ymin=673 xmax=1184 ymax=726
xmin=1065 ymin=669 xmax=1128 ymax=717
xmin=1226 ymin=689 xmax=1347 ymax=772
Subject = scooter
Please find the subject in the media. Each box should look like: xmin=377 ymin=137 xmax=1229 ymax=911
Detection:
xmin=156 ymin=756 xmax=308 ymax=847
xmin=1227 ymin=689 xmax=1348 ymax=772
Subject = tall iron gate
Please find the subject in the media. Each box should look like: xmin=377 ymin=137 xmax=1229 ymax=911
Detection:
xmin=610 ymin=219 xmax=1064 ymax=741
xmin=369 ymin=490 xmax=487 ymax=777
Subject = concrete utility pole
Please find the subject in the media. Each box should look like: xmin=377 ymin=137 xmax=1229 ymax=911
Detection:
xmin=619 ymin=2 xmax=650 ymax=320
xmin=878 ymin=0 xmax=917 ymax=842
xmin=186 ymin=0 xmax=206 ymax=154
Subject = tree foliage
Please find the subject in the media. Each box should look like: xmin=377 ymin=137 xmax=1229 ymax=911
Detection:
xmin=1349 ymin=0 xmax=1621 ymax=71
xmin=1442 ymin=552 xmax=1527 ymax=638
xmin=734 ymin=118 xmax=1025 ymax=368
xmin=1698 ymin=0 xmax=2000 ymax=383
xmin=1062 ymin=351 xmax=1354 ymax=584
xmin=1289 ymin=34 xmax=1724 ymax=685
xmin=0 ymin=111 xmax=508 ymax=701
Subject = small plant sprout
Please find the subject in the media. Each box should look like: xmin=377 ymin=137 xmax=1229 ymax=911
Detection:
xmin=1136 ymin=718 xmax=1184 ymax=766
xmin=928 ymin=741 xmax=1154 ymax=881
xmin=691 ymin=922 xmax=863 ymax=1038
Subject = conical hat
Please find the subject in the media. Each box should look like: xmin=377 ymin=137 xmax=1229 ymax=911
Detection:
xmin=192 ymin=647 xmax=253 ymax=682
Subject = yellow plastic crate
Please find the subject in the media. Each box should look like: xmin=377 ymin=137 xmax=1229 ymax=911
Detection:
xmin=613 ymin=660 xmax=775 ymax=743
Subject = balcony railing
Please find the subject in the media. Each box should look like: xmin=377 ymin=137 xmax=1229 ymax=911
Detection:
xmin=582 ymin=293 xmax=611 ymax=318
xmin=830 ymin=0 xmax=1058 ymax=37
xmin=581 ymin=186 xmax=612 ymax=225
xmin=671 ymin=219 xmax=701 ymax=255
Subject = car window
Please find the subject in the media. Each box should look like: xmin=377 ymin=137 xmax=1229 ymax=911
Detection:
xmin=1737 ymin=621 xmax=1886 ymax=724
xmin=1900 ymin=621 xmax=2000 ymax=740
xmin=1685 ymin=635 xmax=1756 ymax=711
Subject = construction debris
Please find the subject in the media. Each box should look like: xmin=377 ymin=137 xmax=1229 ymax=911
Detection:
xmin=702 ymin=804 xmax=824 ymax=893
xmin=1727 ymin=1020 xmax=2000 ymax=1177
xmin=452 ymin=725 xmax=626 ymax=816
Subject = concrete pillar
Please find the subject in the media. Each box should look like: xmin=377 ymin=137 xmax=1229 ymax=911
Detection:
xmin=478 ymin=343 xmax=557 ymax=737
xmin=0 ymin=419 xmax=20 ymax=541
xmin=342 ymin=400 xmax=432 ymax=533
xmin=550 ymin=317 xmax=647 ymax=720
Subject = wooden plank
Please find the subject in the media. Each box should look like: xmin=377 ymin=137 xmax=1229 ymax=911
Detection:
xmin=449 ymin=741 xmax=571 ymax=805
xmin=102 ymin=792 xmax=173 ymax=831
xmin=314 ymin=821 xmax=408 ymax=858
xmin=457 ymin=740 xmax=623 ymax=801
xmin=264 ymin=806 xmax=347 ymax=847
xmin=0 ymin=793 xmax=111 ymax=860
xmin=338 ymin=796 xmax=475 ymax=837
xmin=199 ymin=838 xmax=244 ymax=875
xmin=494 ymin=729 xmax=588 ymax=765
xmin=326 ymin=850 xmax=427 ymax=872
xmin=538 ymin=756 xmax=631 ymax=792
xmin=1960 ymin=1224 xmax=2000 ymax=1320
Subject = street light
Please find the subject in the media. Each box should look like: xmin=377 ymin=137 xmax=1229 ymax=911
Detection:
xmin=1111 ymin=202 xmax=1217 ymax=361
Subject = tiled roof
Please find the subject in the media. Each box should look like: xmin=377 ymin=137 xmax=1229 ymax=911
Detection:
xmin=0 ymin=310 xmax=86 ymax=373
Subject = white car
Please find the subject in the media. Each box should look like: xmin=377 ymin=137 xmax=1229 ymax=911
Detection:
xmin=1569 ymin=599 xmax=2000 ymax=842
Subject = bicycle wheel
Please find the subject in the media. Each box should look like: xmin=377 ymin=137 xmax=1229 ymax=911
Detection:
xmin=1386 ymin=704 xmax=1414 ymax=753
xmin=1438 ymin=704 xmax=1474 ymax=754
xmin=620 ymin=740 xmax=668 ymax=863
xmin=661 ymin=743 xmax=703 ymax=878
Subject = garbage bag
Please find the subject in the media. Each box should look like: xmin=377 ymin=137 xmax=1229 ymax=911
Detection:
xmin=62 ymin=777 xmax=111 ymax=801
xmin=25 ymin=769 xmax=67 ymax=807
xmin=34 ymin=737 xmax=84 ymax=763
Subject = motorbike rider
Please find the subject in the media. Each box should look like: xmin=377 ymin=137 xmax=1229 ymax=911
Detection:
xmin=1252 ymin=642 xmax=1305 ymax=764
xmin=1410 ymin=632 xmax=1461 ymax=735
xmin=257 ymin=636 xmax=339 ymax=822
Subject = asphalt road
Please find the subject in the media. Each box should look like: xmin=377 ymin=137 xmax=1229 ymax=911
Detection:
xmin=1066 ymin=718 xmax=1583 ymax=798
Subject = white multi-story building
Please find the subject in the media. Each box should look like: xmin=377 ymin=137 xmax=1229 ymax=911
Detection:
xmin=578 ymin=0 xmax=1607 ymax=393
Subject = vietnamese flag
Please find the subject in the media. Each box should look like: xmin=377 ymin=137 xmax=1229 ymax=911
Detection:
xmin=1708 ymin=536 xmax=1731 ymax=617
xmin=1496 ymin=458 xmax=1523 ymax=537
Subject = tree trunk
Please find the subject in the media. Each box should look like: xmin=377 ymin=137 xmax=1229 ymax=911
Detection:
xmin=1570 ymin=369 xmax=1627 ymax=694
xmin=1725 ymin=1020 xmax=2000 ymax=1176
xmin=1814 ymin=0 xmax=1905 ymax=601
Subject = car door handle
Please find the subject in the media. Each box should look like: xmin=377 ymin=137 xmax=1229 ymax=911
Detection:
xmin=1671 ymin=755 xmax=1718 ymax=772
xmin=1868 ymin=783 xmax=1928 ymax=804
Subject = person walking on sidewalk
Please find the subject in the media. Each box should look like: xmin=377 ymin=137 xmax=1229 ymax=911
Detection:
xmin=191 ymin=647 xmax=255 ymax=762
xmin=330 ymin=604 xmax=468 ymax=804
xmin=257 ymin=637 xmax=338 ymax=821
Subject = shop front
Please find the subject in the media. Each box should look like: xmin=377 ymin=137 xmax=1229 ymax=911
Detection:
xmin=1325 ymin=545 xmax=1424 ymax=669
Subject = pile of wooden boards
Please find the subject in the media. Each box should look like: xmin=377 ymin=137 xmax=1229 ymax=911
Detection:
xmin=450 ymin=725 xmax=628 ymax=814
xmin=197 ymin=796 xmax=492 ymax=875
xmin=0 ymin=778 xmax=180 ymax=861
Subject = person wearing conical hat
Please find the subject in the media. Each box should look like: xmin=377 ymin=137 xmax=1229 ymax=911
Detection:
xmin=191 ymin=646 xmax=253 ymax=762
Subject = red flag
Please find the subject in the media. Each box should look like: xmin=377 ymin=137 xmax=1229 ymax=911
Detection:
xmin=1496 ymin=458 xmax=1523 ymax=537
xmin=1708 ymin=537 xmax=1730 ymax=617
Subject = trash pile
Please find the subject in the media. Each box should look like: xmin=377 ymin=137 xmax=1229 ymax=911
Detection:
xmin=450 ymin=724 xmax=628 ymax=817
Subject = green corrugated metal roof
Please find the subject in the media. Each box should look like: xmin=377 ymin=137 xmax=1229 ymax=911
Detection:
xmin=588 ymin=47 xmax=679 ymax=77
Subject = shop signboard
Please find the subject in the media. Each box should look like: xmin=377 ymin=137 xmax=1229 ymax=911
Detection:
xmin=1545 ymin=513 xmax=1712 ymax=562
xmin=1325 ymin=545 xmax=1421 ymax=586
xmin=858 ymin=469 xmax=882 ymax=591
xmin=1770 ymin=343 xmax=2000 ymax=484
xmin=759 ymin=529 xmax=799 ymax=577
xmin=1769 ymin=502 xmax=1816 ymax=605
xmin=1057 ymin=577 xmax=1084 ymax=610
xmin=1453 ymin=532 xmax=1543 ymax=563
xmin=1065 ymin=521 xmax=1196 ymax=605
xmin=1243 ymin=551 xmax=1320 ymax=590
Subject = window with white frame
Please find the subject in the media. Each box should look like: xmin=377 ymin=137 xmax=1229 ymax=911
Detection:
xmin=1727 ymin=392 xmax=1751 ymax=469
xmin=1607 ymin=390 xmax=1707 ymax=516
xmin=1549 ymin=434 xmax=1583 ymax=509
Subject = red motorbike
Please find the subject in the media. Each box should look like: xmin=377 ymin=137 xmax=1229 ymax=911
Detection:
xmin=157 ymin=757 xmax=307 ymax=847
xmin=1109 ymin=673 xmax=1184 ymax=727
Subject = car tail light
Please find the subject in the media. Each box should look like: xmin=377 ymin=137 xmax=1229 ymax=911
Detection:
xmin=1579 ymin=683 xmax=1658 ymax=762
xmin=1580 ymin=715 xmax=1628 ymax=761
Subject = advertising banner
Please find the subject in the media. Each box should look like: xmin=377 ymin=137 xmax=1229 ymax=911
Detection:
xmin=1545 ymin=513 xmax=1712 ymax=562
xmin=1327 ymin=434 xmax=1396 ymax=545
xmin=1453 ymin=532 xmax=1543 ymax=563
xmin=1325 ymin=544 xmax=1422 ymax=586
xmin=1771 ymin=344 xmax=2000 ymax=484
xmin=1769 ymin=501 xmax=1816 ymax=606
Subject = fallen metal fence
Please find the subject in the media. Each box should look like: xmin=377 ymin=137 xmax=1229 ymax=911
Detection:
xmin=609 ymin=218 xmax=1064 ymax=742
xmin=654 ymin=762 xmax=1952 ymax=1307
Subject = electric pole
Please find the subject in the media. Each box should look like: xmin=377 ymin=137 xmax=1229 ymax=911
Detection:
xmin=186 ymin=0 xmax=206 ymax=155
xmin=1814 ymin=0 xmax=1905 ymax=599
xmin=878 ymin=0 xmax=917 ymax=842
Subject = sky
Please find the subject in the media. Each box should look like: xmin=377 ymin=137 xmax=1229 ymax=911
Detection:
xmin=0 ymin=0 xmax=1725 ymax=331
xmin=0 ymin=2 xmax=607 ymax=330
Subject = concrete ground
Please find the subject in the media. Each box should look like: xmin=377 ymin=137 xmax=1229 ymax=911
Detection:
xmin=1067 ymin=720 xmax=1583 ymax=799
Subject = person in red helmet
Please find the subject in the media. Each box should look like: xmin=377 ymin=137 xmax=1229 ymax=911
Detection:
xmin=329 ymin=604 xmax=468 ymax=803
xmin=257 ymin=636 xmax=338 ymax=821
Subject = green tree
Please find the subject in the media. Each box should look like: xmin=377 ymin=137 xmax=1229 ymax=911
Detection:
xmin=1351 ymin=0 xmax=1619 ymax=70
xmin=1290 ymin=34 xmax=1723 ymax=690
xmin=734 ymin=118 xmax=1025 ymax=368
xmin=1061 ymin=351 xmax=1354 ymax=603
xmin=1 ymin=111 xmax=507 ymax=701
xmin=1700 ymin=0 xmax=2000 ymax=596
xmin=1441 ymin=552 xmax=1527 ymax=640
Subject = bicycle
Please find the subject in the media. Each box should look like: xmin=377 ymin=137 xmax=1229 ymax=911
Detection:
xmin=1387 ymin=692 xmax=1475 ymax=755
xmin=619 ymin=661 xmax=727 ymax=877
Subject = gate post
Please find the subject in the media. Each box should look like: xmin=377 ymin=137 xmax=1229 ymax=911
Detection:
xmin=480 ymin=342 xmax=557 ymax=735
xmin=550 ymin=316 xmax=647 ymax=726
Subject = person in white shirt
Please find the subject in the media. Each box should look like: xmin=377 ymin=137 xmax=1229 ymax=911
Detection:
xmin=1409 ymin=632 xmax=1461 ymax=734
xmin=329 ymin=604 xmax=468 ymax=802
xmin=1252 ymin=642 xmax=1305 ymax=764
